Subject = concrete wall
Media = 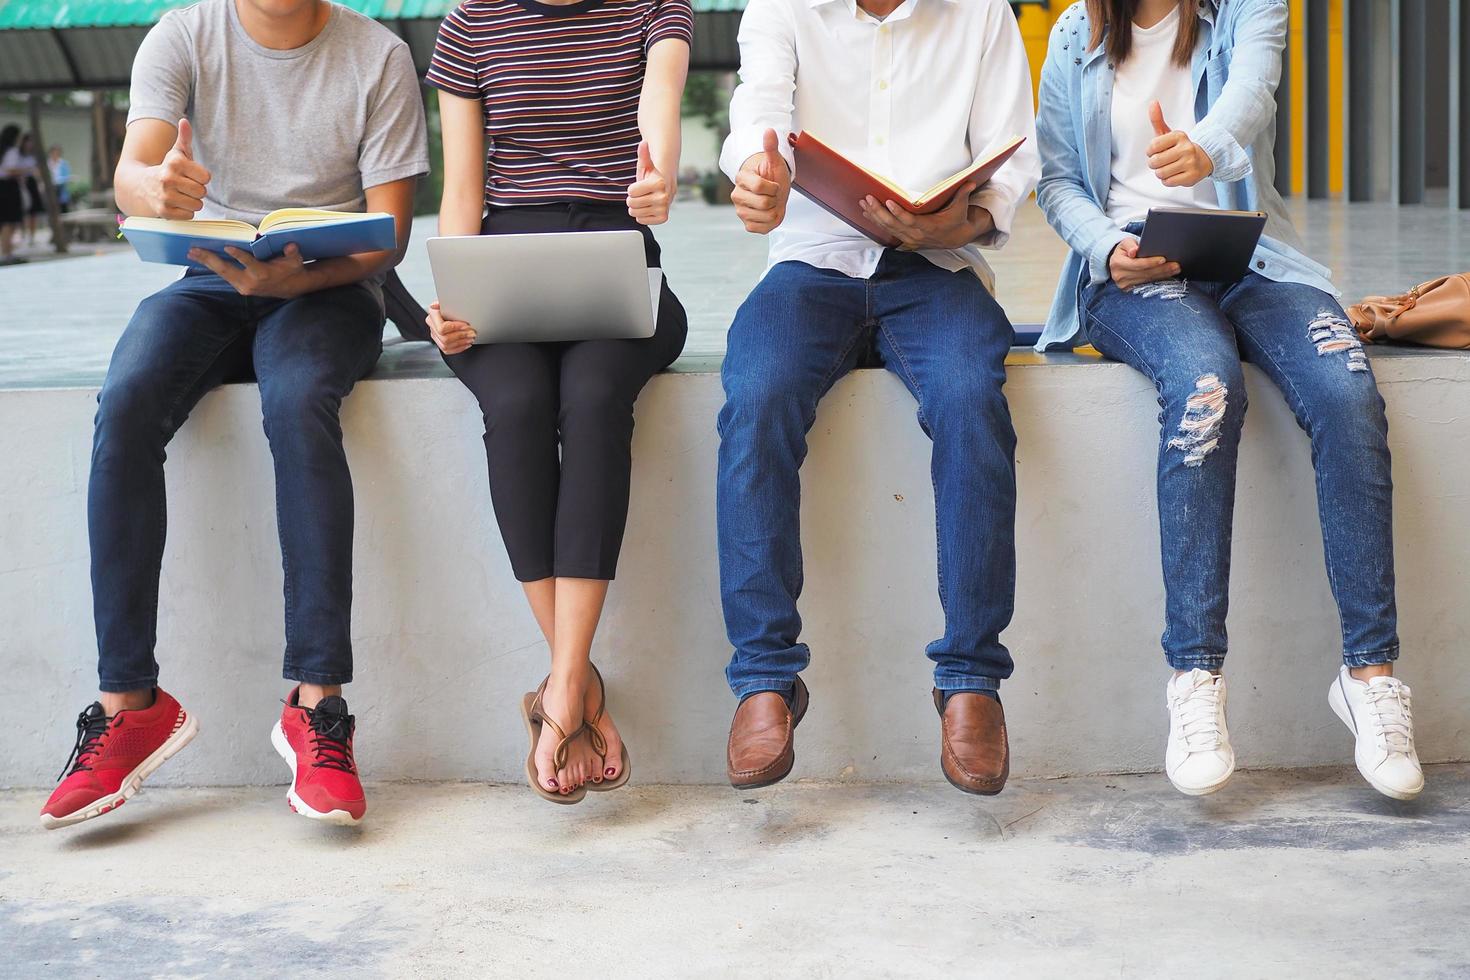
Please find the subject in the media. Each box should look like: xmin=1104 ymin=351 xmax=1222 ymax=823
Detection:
xmin=3 ymin=350 xmax=1469 ymax=788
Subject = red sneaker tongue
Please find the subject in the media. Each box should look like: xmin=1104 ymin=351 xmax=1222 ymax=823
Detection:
xmin=314 ymin=695 xmax=349 ymax=715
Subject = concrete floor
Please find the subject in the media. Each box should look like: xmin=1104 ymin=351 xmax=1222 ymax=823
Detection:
xmin=3 ymin=766 xmax=1468 ymax=979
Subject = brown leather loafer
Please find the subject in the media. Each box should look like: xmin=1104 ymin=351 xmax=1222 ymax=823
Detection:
xmin=727 ymin=676 xmax=809 ymax=789
xmin=934 ymin=689 xmax=1009 ymax=796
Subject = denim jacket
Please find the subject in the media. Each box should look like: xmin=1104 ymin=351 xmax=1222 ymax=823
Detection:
xmin=1034 ymin=0 xmax=1337 ymax=351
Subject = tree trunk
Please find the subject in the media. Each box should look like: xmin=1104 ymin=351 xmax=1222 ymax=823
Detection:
xmin=27 ymin=94 xmax=68 ymax=254
xmin=92 ymin=93 xmax=108 ymax=198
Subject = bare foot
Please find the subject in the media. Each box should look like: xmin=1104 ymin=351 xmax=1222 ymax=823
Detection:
xmin=534 ymin=674 xmax=600 ymax=796
xmin=585 ymin=674 xmax=625 ymax=783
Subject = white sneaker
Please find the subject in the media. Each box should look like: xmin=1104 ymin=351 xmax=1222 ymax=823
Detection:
xmin=1164 ymin=668 xmax=1235 ymax=796
xmin=1328 ymin=666 xmax=1424 ymax=800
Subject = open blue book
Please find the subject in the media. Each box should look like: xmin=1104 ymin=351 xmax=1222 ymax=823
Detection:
xmin=121 ymin=209 xmax=396 ymax=267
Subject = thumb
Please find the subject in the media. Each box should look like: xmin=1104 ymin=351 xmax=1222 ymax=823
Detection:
xmin=636 ymin=140 xmax=656 ymax=182
xmin=1148 ymin=101 xmax=1169 ymax=138
xmin=1117 ymin=238 xmax=1139 ymax=257
xmin=173 ymin=117 xmax=194 ymax=158
xmin=760 ymin=128 xmax=783 ymax=175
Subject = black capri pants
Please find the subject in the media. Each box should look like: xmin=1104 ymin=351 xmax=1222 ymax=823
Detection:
xmin=445 ymin=202 xmax=688 ymax=582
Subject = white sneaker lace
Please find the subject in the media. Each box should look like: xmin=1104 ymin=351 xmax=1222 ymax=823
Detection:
xmin=1364 ymin=681 xmax=1414 ymax=754
xmin=1173 ymin=681 xmax=1224 ymax=752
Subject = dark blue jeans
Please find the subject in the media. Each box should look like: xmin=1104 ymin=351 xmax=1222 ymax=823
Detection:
xmin=1082 ymin=269 xmax=1398 ymax=671
xmin=89 ymin=270 xmax=384 ymax=692
xmin=718 ymin=253 xmax=1018 ymax=699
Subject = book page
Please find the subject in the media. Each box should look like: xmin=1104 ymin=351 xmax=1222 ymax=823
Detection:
xmin=804 ymin=132 xmax=916 ymax=202
xmin=258 ymin=209 xmax=388 ymax=234
xmin=121 ymin=216 xmax=257 ymax=241
xmin=914 ymin=135 xmax=1025 ymax=206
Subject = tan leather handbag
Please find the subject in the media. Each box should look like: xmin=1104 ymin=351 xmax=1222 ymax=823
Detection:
xmin=1347 ymin=273 xmax=1470 ymax=349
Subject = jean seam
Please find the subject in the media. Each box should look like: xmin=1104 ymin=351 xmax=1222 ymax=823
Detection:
xmin=283 ymin=664 xmax=354 ymax=685
xmin=1229 ymin=292 xmax=1366 ymax=653
xmin=99 ymin=674 xmax=161 ymax=692
xmin=933 ymin=676 xmax=1001 ymax=691
xmin=1084 ymin=307 xmax=1168 ymax=393
xmin=1087 ymin=303 xmax=1226 ymax=665
xmin=1343 ymin=643 xmax=1399 ymax=666
xmin=876 ymin=319 xmax=946 ymax=603
xmin=806 ymin=318 xmax=871 ymax=432
xmin=1167 ymin=655 xmax=1227 ymax=670
xmin=133 ymin=301 xmax=246 ymax=673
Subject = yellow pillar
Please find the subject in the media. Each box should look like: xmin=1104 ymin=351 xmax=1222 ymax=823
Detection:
xmin=1288 ymin=0 xmax=1307 ymax=197
xmin=1327 ymin=0 xmax=1345 ymax=195
xmin=1019 ymin=3 xmax=1069 ymax=96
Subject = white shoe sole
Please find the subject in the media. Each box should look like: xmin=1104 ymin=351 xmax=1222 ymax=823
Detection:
xmin=1167 ymin=759 xmax=1236 ymax=797
xmin=270 ymin=722 xmax=364 ymax=826
xmin=40 ymin=711 xmax=200 ymax=830
xmin=1328 ymin=679 xmax=1425 ymax=801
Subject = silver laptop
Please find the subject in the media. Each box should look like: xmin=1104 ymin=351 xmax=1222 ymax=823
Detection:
xmin=427 ymin=230 xmax=661 ymax=344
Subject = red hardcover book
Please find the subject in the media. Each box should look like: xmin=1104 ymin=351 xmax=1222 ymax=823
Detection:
xmin=787 ymin=131 xmax=1027 ymax=248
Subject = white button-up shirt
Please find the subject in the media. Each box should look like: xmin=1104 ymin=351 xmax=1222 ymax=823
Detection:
xmin=719 ymin=0 xmax=1041 ymax=292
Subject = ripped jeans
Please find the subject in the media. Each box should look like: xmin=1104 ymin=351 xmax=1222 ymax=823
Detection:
xmin=1082 ymin=270 xmax=1398 ymax=672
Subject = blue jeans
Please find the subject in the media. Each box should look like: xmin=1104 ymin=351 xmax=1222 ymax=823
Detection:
xmin=718 ymin=253 xmax=1017 ymax=699
xmin=1082 ymin=268 xmax=1398 ymax=671
xmin=89 ymin=270 xmax=384 ymax=692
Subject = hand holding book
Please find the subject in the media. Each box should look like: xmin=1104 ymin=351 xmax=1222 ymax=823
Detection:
xmin=858 ymin=182 xmax=993 ymax=251
xmin=786 ymin=131 xmax=1026 ymax=248
xmin=188 ymin=241 xmax=311 ymax=300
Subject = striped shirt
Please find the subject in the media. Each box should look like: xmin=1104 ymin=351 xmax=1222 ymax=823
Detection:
xmin=426 ymin=0 xmax=694 ymax=207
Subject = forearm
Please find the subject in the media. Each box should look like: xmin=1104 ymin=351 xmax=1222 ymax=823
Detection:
xmin=291 ymin=250 xmax=398 ymax=295
xmin=1191 ymin=0 xmax=1287 ymax=181
xmin=641 ymin=37 xmax=690 ymax=193
xmin=113 ymin=157 xmax=161 ymax=216
xmin=638 ymin=80 xmax=682 ymax=190
xmin=438 ymin=185 xmax=483 ymax=237
xmin=720 ymin=0 xmax=797 ymax=181
xmin=436 ymin=91 xmax=487 ymax=238
xmin=1035 ymin=48 xmax=1126 ymax=278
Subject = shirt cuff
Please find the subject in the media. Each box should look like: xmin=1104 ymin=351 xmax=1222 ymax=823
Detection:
xmin=720 ymin=125 xmax=796 ymax=183
xmin=1189 ymin=118 xmax=1252 ymax=183
xmin=423 ymin=74 xmax=481 ymax=101
xmin=970 ymin=186 xmax=1019 ymax=250
xmin=126 ymin=105 xmax=184 ymax=126
xmin=362 ymin=159 xmax=432 ymax=190
xmin=1088 ymin=229 xmax=1131 ymax=285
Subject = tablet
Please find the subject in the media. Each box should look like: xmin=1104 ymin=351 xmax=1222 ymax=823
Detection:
xmin=1136 ymin=207 xmax=1268 ymax=282
xmin=428 ymin=230 xmax=661 ymax=344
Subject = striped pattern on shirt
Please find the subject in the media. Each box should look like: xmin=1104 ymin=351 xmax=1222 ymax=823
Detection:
xmin=426 ymin=0 xmax=694 ymax=207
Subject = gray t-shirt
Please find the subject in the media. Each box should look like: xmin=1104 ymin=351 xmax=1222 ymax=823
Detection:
xmin=128 ymin=0 xmax=429 ymax=225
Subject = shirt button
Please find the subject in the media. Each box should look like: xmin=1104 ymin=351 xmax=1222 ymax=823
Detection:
xmin=1256 ymin=260 xmax=1266 ymax=270
xmin=878 ymin=80 xmax=889 ymax=90
xmin=876 ymin=136 xmax=887 ymax=146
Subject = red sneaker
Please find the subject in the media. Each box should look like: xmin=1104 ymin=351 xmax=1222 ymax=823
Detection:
xmin=271 ymin=688 xmax=366 ymax=825
xmin=39 ymin=689 xmax=198 ymax=830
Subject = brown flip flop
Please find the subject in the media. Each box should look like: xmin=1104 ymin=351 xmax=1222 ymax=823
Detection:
xmin=521 ymin=678 xmax=588 ymax=805
xmin=583 ymin=662 xmax=631 ymax=792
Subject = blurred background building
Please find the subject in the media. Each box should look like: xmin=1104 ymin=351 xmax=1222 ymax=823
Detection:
xmin=1 ymin=0 xmax=1465 ymax=251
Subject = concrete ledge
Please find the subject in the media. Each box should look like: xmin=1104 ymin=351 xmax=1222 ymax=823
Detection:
xmin=4 ymin=347 xmax=1469 ymax=787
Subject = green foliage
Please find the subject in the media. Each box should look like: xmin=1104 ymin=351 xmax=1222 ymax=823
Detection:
xmin=415 ymin=91 xmax=445 ymax=217
xmin=682 ymin=71 xmax=731 ymax=137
